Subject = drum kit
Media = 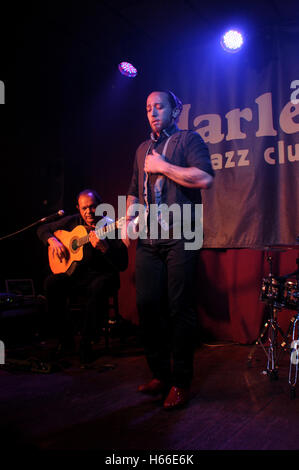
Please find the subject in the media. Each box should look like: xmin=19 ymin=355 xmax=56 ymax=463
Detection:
xmin=248 ymin=243 xmax=299 ymax=399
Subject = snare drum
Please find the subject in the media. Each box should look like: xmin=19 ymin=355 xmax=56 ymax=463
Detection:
xmin=260 ymin=277 xmax=285 ymax=308
xmin=283 ymin=280 xmax=299 ymax=311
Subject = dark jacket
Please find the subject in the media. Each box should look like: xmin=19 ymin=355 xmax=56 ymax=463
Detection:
xmin=37 ymin=213 xmax=128 ymax=285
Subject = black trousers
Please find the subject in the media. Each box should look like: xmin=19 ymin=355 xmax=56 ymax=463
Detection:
xmin=135 ymin=238 xmax=199 ymax=388
xmin=44 ymin=269 xmax=115 ymax=344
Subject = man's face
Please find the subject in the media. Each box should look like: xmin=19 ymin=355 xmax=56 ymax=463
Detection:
xmin=146 ymin=92 xmax=174 ymax=135
xmin=77 ymin=193 xmax=98 ymax=227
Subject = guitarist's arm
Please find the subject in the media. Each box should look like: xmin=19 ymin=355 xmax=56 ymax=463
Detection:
xmin=48 ymin=236 xmax=69 ymax=262
xmin=37 ymin=214 xmax=79 ymax=260
xmin=89 ymin=231 xmax=109 ymax=253
xmin=103 ymin=238 xmax=128 ymax=272
xmin=37 ymin=214 xmax=78 ymax=245
xmin=89 ymin=229 xmax=128 ymax=273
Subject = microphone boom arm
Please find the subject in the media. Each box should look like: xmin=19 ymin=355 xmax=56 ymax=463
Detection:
xmin=0 ymin=210 xmax=64 ymax=241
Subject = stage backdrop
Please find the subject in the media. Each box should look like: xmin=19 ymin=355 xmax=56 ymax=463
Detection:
xmin=118 ymin=25 xmax=299 ymax=344
xmin=173 ymin=26 xmax=299 ymax=249
xmin=2 ymin=12 xmax=298 ymax=346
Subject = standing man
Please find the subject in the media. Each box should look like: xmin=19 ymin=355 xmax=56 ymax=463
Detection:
xmin=37 ymin=189 xmax=128 ymax=364
xmin=123 ymin=91 xmax=214 ymax=409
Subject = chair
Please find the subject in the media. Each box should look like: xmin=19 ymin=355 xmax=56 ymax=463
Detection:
xmin=103 ymin=290 xmax=122 ymax=350
xmin=70 ymin=288 xmax=122 ymax=352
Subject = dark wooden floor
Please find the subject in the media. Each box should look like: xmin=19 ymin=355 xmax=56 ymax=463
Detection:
xmin=1 ymin=330 xmax=299 ymax=457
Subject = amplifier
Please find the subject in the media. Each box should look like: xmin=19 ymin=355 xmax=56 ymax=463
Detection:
xmin=0 ymin=292 xmax=21 ymax=307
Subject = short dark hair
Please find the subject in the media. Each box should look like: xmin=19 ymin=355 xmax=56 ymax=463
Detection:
xmin=164 ymin=90 xmax=182 ymax=111
xmin=76 ymin=189 xmax=102 ymax=205
xmin=160 ymin=90 xmax=183 ymax=122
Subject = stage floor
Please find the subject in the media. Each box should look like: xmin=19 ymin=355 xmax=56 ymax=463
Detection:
xmin=0 ymin=334 xmax=298 ymax=456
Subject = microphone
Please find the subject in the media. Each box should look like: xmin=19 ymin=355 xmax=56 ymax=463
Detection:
xmin=39 ymin=210 xmax=65 ymax=223
xmin=0 ymin=210 xmax=65 ymax=241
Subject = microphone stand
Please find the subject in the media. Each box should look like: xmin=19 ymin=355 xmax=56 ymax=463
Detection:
xmin=0 ymin=211 xmax=64 ymax=242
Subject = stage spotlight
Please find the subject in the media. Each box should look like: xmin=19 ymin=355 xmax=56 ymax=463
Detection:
xmin=221 ymin=29 xmax=244 ymax=53
xmin=118 ymin=62 xmax=138 ymax=78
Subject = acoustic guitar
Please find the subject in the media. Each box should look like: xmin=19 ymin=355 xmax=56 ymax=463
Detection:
xmin=48 ymin=217 xmax=125 ymax=275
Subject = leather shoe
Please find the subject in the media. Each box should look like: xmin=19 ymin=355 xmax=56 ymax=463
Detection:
xmin=137 ymin=378 xmax=166 ymax=395
xmin=163 ymin=386 xmax=190 ymax=410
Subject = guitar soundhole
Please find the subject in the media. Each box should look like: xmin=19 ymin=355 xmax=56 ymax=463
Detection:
xmin=71 ymin=238 xmax=78 ymax=251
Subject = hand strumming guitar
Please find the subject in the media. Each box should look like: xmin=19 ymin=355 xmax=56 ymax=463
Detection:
xmin=48 ymin=237 xmax=69 ymax=262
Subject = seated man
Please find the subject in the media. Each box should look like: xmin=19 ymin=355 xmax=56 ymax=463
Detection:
xmin=37 ymin=189 xmax=128 ymax=363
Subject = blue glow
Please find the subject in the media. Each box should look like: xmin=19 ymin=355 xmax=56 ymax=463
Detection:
xmin=221 ymin=30 xmax=244 ymax=53
xmin=118 ymin=62 xmax=138 ymax=78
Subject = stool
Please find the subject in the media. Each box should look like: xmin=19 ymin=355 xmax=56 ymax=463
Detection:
xmin=70 ymin=289 xmax=122 ymax=351
xmin=102 ymin=290 xmax=121 ymax=350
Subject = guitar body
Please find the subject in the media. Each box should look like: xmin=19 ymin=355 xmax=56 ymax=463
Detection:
xmin=48 ymin=225 xmax=88 ymax=275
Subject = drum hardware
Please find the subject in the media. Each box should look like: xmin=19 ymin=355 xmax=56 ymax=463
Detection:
xmin=284 ymin=312 xmax=299 ymax=399
xmin=248 ymin=254 xmax=290 ymax=380
xmin=250 ymin=252 xmax=299 ymax=398
xmin=284 ymin=258 xmax=299 ymax=398
xmin=249 ymin=243 xmax=299 ymax=397
xmin=247 ymin=303 xmax=289 ymax=380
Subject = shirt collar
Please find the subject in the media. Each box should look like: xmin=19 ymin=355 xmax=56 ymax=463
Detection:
xmin=150 ymin=123 xmax=179 ymax=143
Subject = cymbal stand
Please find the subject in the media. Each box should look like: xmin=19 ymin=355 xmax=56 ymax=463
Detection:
xmin=248 ymin=255 xmax=289 ymax=380
xmin=287 ymin=312 xmax=299 ymax=398
xmin=287 ymin=259 xmax=299 ymax=398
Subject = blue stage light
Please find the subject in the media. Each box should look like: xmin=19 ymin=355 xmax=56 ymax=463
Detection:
xmin=221 ymin=29 xmax=244 ymax=53
xmin=118 ymin=62 xmax=138 ymax=78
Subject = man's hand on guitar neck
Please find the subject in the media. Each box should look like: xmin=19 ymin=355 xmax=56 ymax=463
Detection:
xmin=89 ymin=230 xmax=109 ymax=254
xmin=48 ymin=237 xmax=69 ymax=262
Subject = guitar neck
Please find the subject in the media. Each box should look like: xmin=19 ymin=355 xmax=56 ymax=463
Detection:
xmin=96 ymin=220 xmax=119 ymax=238
xmin=77 ymin=219 xmax=121 ymax=247
xmin=76 ymin=233 xmax=90 ymax=248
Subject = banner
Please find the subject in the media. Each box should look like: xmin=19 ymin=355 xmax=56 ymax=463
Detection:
xmin=175 ymin=26 xmax=299 ymax=248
